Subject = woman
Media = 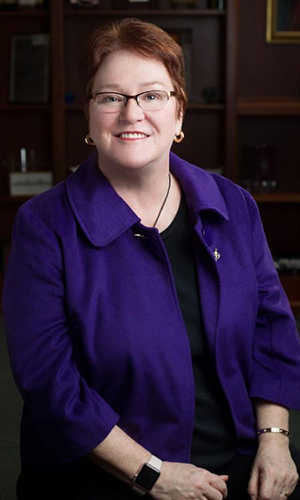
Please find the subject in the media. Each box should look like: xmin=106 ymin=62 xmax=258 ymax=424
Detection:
xmin=3 ymin=18 xmax=300 ymax=500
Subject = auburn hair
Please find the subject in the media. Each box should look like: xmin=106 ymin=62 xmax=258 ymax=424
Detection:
xmin=80 ymin=18 xmax=188 ymax=119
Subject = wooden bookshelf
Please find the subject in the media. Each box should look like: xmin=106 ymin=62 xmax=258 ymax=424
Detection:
xmin=0 ymin=0 xmax=300 ymax=314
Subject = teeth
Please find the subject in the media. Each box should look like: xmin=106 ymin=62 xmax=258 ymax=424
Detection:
xmin=119 ymin=133 xmax=148 ymax=139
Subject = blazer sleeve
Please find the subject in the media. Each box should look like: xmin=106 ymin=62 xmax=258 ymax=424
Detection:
xmin=3 ymin=203 xmax=120 ymax=463
xmin=243 ymin=190 xmax=300 ymax=410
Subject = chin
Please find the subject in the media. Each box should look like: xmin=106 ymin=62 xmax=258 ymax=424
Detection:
xmin=114 ymin=154 xmax=159 ymax=172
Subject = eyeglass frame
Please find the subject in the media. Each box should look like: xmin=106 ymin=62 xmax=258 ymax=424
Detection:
xmin=88 ymin=89 xmax=177 ymax=112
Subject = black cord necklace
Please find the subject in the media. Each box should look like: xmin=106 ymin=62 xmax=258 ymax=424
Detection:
xmin=153 ymin=173 xmax=172 ymax=228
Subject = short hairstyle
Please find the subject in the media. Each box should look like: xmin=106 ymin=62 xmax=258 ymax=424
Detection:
xmin=80 ymin=17 xmax=188 ymax=119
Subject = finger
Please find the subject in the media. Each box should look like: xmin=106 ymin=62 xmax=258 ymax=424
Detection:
xmin=248 ymin=467 xmax=260 ymax=499
xmin=204 ymin=483 xmax=225 ymax=500
xmin=209 ymin=475 xmax=228 ymax=498
xmin=256 ymin=475 xmax=275 ymax=500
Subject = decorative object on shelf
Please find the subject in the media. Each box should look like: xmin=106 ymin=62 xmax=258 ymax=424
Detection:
xmin=170 ymin=0 xmax=196 ymax=9
xmin=9 ymin=34 xmax=49 ymax=103
xmin=7 ymin=148 xmax=46 ymax=174
xmin=17 ymin=0 xmax=45 ymax=7
xmin=266 ymin=0 xmax=300 ymax=44
xmin=204 ymin=166 xmax=224 ymax=175
xmin=274 ymin=257 xmax=300 ymax=275
xmin=168 ymin=30 xmax=195 ymax=100
xmin=113 ymin=0 xmax=158 ymax=9
xmin=69 ymin=165 xmax=80 ymax=174
xmin=241 ymin=144 xmax=277 ymax=194
xmin=201 ymin=86 xmax=223 ymax=104
xmin=69 ymin=0 xmax=99 ymax=7
xmin=65 ymin=91 xmax=76 ymax=105
xmin=0 ymin=0 xmax=18 ymax=10
xmin=209 ymin=0 xmax=225 ymax=9
xmin=9 ymin=171 xmax=53 ymax=196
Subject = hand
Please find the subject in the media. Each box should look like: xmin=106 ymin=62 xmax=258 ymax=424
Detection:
xmin=150 ymin=461 xmax=228 ymax=500
xmin=248 ymin=436 xmax=299 ymax=500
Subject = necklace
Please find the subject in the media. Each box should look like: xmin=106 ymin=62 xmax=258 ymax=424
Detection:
xmin=153 ymin=173 xmax=172 ymax=228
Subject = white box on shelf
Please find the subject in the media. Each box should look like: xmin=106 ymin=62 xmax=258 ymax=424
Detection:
xmin=9 ymin=171 xmax=53 ymax=196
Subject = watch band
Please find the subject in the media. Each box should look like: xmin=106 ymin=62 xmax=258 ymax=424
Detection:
xmin=132 ymin=455 xmax=162 ymax=496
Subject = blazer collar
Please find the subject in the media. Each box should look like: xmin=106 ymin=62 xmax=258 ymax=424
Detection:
xmin=170 ymin=152 xmax=229 ymax=222
xmin=66 ymin=151 xmax=229 ymax=247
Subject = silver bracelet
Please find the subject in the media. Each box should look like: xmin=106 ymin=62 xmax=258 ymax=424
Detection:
xmin=257 ymin=427 xmax=290 ymax=438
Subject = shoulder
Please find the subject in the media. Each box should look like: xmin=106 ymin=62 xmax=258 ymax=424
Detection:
xmin=16 ymin=180 xmax=69 ymax=231
xmin=171 ymin=153 xmax=259 ymax=225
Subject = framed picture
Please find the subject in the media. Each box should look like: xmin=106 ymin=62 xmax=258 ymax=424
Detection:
xmin=9 ymin=33 xmax=49 ymax=103
xmin=266 ymin=0 xmax=300 ymax=43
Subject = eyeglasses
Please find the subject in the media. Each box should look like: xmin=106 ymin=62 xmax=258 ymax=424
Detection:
xmin=88 ymin=90 xmax=177 ymax=113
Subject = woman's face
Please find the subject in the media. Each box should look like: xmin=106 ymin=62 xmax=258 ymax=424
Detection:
xmin=88 ymin=49 xmax=183 ymax=176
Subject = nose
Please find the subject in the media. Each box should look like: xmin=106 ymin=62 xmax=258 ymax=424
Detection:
xmin=119 ymin=97 xmax=145 ymax=122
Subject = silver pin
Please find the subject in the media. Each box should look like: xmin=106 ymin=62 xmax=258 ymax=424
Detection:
xmin=134 ymin=233 xmax=146 ymax=239
xmin=213 ymin=248 xmax=220 ymax=262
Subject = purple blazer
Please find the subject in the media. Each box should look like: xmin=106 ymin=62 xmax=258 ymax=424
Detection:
xmin=3 ymin=152 xmax=300 ymax=474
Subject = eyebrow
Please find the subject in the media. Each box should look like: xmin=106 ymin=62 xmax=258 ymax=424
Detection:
xmin=96 ymin=81 xmax=167 ymax=92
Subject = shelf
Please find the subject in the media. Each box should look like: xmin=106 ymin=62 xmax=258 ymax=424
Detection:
xmin=0 ymin=9 xmax=49 ymax=17
xmin=64 ymin=8 xmax=226 ymax=18
xmin=0 ymin=196 xmax=32 ymax=206
xmin=253 ymin=193 xmax=300 ymax=204
xmin=65 ymin=102 xmax=225 ymax=112
xmin=291 ymin=302 xmax=300 ymax=314
xmin=279 ymin=274 xmax=300 ymax=314
xmin=238 ymin=100 xmax=300 ymax=116
xmin=188 ymin=102 xmax=225 ymax=111
xmin=0 ymin=105 xmax=51 ymax=112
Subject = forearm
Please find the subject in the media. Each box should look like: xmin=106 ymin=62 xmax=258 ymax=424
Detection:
xmin=86 ymin=425 xmax=151 ymax=485
xmin=254 ymin=398 xmax=289 ymax=445
xmin=248 ymin=399 xmax=298 ymax=499
xmin=86 ymin=425 xmax=229 ymax=500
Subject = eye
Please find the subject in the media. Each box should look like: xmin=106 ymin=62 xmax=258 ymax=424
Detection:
xmin=143 ymin=91 xmax=164 ymax=101
xmin=96 ymin=93 xmax=124 ymax=104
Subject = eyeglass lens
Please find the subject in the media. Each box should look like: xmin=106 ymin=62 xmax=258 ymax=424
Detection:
xmin=93 ymin=90 xmax=170 ymax=112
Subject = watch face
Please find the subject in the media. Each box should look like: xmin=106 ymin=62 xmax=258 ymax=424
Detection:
xmin=134 ymin=463 xmax=160 ymax=491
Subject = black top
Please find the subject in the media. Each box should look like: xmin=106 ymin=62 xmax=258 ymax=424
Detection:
xmin=161 ymin=194 xmax=236 ymax=470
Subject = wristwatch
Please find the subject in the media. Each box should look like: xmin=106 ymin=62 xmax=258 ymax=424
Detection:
xmin=132 ymin=455 xmax=162 ymax=496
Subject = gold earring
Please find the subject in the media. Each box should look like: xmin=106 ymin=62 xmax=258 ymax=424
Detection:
xmin=85 ymin=133 xmax=95 ymax=146
xmin=174 ymin=131 xmax=185 ymax=143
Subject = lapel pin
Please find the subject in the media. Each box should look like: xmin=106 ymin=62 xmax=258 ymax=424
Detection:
xmin=213 ymin=248 xmax=221 ymax=262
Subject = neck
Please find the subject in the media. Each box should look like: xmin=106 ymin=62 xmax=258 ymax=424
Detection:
xmin=98 ymin=160 xmax=181 ymax=231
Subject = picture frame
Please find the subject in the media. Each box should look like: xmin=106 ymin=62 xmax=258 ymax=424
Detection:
xmin=9 ymin=33 xmax=49 ymax=103
xmin=266 ymin=0 xmax=300 ymax=43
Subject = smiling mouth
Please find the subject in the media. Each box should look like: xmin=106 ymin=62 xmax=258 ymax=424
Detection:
xmin=118 ymin=133 xmax=149 ymax=139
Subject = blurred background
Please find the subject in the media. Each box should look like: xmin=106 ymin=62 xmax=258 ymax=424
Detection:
xmin=0 ymin=0 xmax=300 ymax=498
